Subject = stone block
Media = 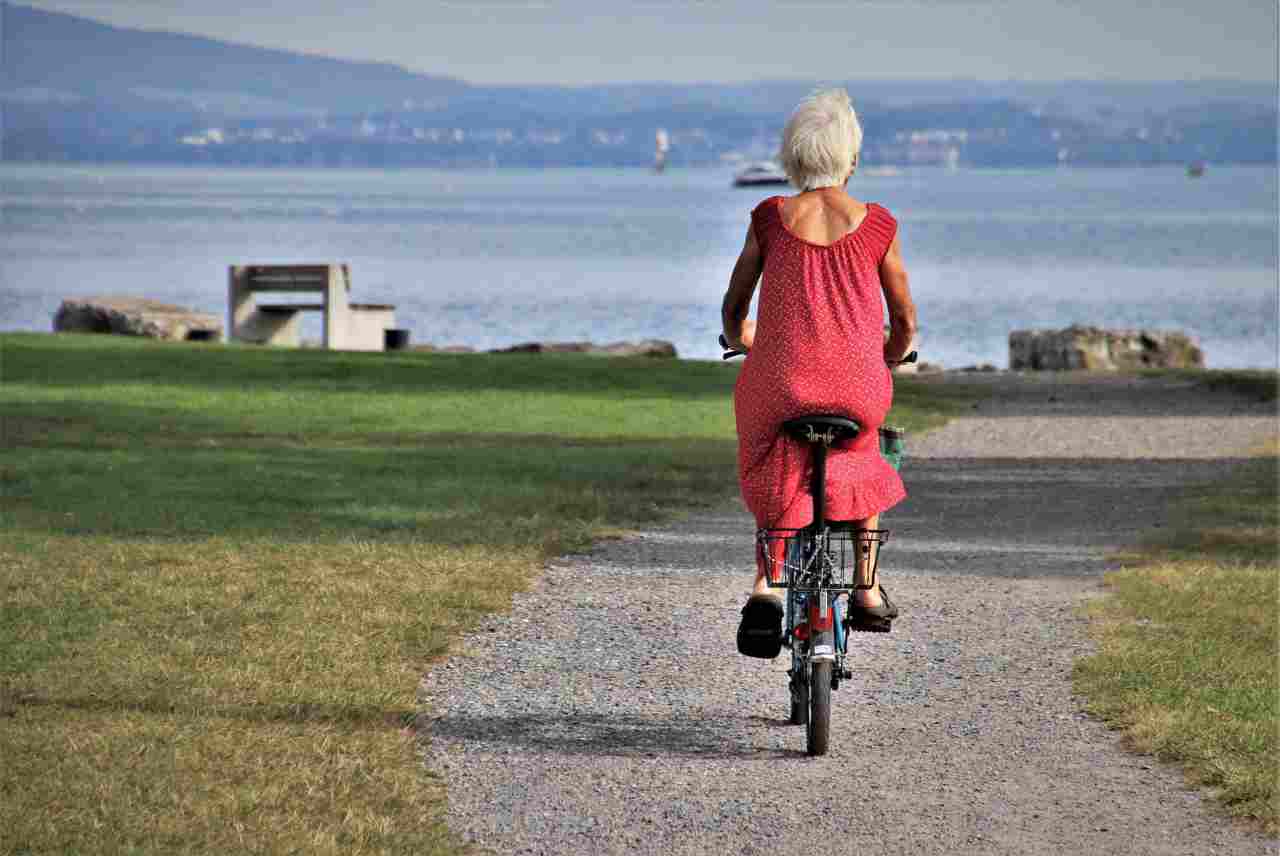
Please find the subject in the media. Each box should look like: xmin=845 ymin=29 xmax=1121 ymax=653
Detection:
xmin=54 ymin=296 xmax=222 ymax=341
xmin=1009 ymin=325 xmax=1204 ymax=371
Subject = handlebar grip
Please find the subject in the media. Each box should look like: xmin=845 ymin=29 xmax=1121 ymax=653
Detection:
xmin=720 ymin=333 xmax=746 ymax=360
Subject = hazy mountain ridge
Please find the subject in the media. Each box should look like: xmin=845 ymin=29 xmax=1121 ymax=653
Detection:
xmin=3 ymin=2 xmax=1275 ymax=168
xmin=3 ymin=3 xmax=469 ymax=113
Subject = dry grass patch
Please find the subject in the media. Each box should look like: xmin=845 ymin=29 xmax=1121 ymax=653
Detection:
xmin=1 ymin=534 xmax=530 ymax=854
xmin=1074 ymin=450 xmax=1279 ymax=832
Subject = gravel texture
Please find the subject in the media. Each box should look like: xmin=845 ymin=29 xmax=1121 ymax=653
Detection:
xmin=418 ymin=372 xmax=1278 ymax=855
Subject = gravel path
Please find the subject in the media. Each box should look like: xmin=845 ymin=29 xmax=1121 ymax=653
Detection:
xmin=418 ymin=372 xmax=1278 ymax=856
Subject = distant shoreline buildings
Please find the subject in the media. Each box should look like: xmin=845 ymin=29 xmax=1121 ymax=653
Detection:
xmin=8 ymin=106 xmax=1275 ymax=170
xmin=4 ymin=2 xmax=1275 ymax=170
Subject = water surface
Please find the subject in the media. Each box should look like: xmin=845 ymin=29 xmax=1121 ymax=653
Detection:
xmin=2 ymin=164 xmax=1275 ymax=367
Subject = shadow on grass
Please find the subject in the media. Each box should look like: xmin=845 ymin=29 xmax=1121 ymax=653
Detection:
xmin=425 ymin=711 xmax=800 ymax=760
xmin=2 ymin=333 xmax=741 ymax=401
xmin=2 ymin=418 xmax=738 ymax=544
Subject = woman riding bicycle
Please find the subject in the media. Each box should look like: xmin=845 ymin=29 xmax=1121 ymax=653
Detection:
xmin=721 ymin=88 xmax=918 ymax=656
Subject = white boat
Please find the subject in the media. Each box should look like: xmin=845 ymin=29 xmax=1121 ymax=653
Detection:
xmin=733 ymin=161 xmax=790 ymax=187
xmin=654 ymin=128 xmax=669 ymax=174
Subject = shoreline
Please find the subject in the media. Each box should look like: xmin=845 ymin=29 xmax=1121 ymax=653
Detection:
xmin=6 ymin=329 xmax=1280 ymax=373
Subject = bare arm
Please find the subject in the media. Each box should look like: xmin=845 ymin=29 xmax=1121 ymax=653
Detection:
xmin=880 ymin=235 xmax=917 ymax=364
xmin=721 ymin=224 xmax=764 ymax=351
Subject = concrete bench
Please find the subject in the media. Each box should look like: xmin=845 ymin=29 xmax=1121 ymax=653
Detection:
xmin=227 ymin=264 xmax=397 ymax=351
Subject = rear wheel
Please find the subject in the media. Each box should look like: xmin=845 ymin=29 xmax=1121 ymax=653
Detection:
xmin=789 ymin=664 xmax=808 ymax=725
xmin=787 ymin=591 xmax=807 ymax=725
xmin=807 ymin=661 xmax=832 ymax=756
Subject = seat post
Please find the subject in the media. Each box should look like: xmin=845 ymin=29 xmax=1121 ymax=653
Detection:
xmin=809 ymin=443 xmax=828 ymax=530
xmin=783 ymin=415 xmax=860 ymax=532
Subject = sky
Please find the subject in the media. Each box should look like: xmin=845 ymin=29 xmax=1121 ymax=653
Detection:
xmin=18 ymin=0 xmax=1280 ymax=85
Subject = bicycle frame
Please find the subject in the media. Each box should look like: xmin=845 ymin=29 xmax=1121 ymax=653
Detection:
xmin=759 ymin=426 xmax=896 ymax=754
xmin=782 ymin=440 xmax=844 ymax=752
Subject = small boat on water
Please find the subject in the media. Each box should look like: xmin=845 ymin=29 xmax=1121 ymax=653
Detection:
xmin=654 ymin=129 xmax=669 ymax=174
xmin=1187 ymin=161 xmax=1207 ymax=178
xmin=733 ymin=162 xmax=790 ymax=187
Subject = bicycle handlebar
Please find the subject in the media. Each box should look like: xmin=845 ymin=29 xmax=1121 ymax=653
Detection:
xmin=719 ymin=334 xmax=917 ymax=366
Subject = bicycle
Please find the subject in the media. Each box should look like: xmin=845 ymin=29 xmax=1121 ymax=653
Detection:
xmin=720 ymin=335 xmax=913 ymax=756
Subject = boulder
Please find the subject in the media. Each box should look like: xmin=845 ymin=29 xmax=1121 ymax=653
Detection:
xmin=412 ymin=344 xmax=477 ymax=354
xmin=491 ymin=341 xmax=593 ymax=354
xmin=54 ymin=296 xmax=222 ymax=341
xmin=490 ymin=340 xmax=678 ymax=358
xmin=596 ymin=339 xmax=678 ymax=358
xmin=1009 ymin=325 xmax=1203 ymax=371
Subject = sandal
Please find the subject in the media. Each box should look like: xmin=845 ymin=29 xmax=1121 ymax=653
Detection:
xmin=736 ymin=593 xmax=784 ymax=659
xmin=844 ymin=587 xmax=898 ymax=634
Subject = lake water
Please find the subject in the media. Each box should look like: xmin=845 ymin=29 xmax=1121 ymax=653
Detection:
xmin=2 ymin=164 xmax=1276 ymax=367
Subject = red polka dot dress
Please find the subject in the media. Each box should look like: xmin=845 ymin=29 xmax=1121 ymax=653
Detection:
xmin=734 ymin=195 xmax=906 ymax=530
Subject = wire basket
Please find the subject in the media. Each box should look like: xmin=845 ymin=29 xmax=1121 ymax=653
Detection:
xmin=757 ymin=527 xmax=889 ymax=592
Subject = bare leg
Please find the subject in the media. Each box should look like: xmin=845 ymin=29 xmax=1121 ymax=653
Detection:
xmin=850 ymin=514 xmax=885 ymax=608
xmin=751 ymin=520 xmax=883 ymax=604
xmin=752 ymin=571 xmax=772 ymax=597
xmin=752 ymin=538 xmax=781 ymax=597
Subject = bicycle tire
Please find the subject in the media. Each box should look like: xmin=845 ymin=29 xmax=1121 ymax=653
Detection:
xmin=807 ymin=661 xmax=832 ymax=756
xmin=790 ymin=667 xmax=808 ymax=725
xmin=788 ymin=588 xmax=807 ymax=725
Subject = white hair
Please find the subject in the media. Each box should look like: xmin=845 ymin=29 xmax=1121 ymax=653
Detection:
xmin=778 ymin=88 xmax=863 ymax=191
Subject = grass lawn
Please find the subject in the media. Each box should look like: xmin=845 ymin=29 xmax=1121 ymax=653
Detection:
xmin=1074 ymin=436 xmax=1279 ymax=833
xmin=0 ymin=332 xmax=978 ymax=854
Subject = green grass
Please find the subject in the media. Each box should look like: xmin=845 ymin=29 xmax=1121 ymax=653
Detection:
xmin=0 ymin=332 xmax=978 ymax=854
xmin=1074 ymin=445 xmax=1280 ymax=832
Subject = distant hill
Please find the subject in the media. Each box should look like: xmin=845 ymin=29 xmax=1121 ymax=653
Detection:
xmin=3 ymin=2 xmax=1275 ymax=168
xmin=2 ymin=2 xmax=469 ymax=115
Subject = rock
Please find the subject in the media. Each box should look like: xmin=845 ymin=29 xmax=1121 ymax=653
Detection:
xmin=54 ymin=296 xmax=222 ymax=341
xmin=491 ymin=341 xmax=593 ymax=354
xmin=1009 ymin=325 xmax=1203 ymax=371
xmin=412 ymin=344 xmax=477 ymax=354
xmin=490 ymin=340 xmax=678 ymax=358
xmin=596 ymin=340 xmax=678 ymax=358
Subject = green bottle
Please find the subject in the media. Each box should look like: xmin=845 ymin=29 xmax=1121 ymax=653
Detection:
xmin=879 ymin=426 xmax=905 ymax=471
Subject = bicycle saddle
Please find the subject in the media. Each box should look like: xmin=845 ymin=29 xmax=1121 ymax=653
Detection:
xmin=782 ymin=414 xmax=862 ymax=444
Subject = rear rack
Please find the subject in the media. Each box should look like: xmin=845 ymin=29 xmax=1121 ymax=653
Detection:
xmin=757 ymin=527 xmax=889 ymax=592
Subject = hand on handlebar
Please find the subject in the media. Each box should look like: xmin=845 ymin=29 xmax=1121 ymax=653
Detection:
xmin=720 ymin=333 xmax=747 ymax=360
xmin=888 ymin=350 xmax=918 ymax=367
